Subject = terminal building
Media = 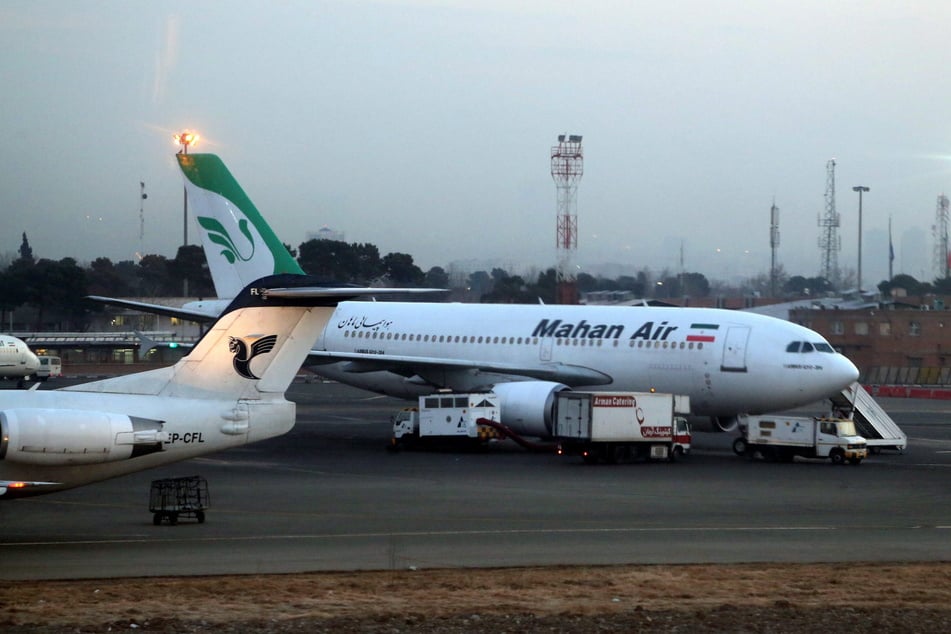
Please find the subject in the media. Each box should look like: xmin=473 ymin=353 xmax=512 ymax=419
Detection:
xmin=11 ymin=297 xmax=202 ymax=373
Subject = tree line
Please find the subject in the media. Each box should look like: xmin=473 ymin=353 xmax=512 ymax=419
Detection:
xmin=3 ymin=233 xmax=947 ymax=332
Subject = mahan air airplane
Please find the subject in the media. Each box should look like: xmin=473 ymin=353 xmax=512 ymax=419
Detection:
xmin=92 ymin=153 xmax=860 ymax=436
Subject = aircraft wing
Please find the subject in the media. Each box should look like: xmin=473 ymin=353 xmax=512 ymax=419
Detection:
xmin=305 ymin=349 xmax=613 ymax=386
xmin=87 ymin=296 xmax=218 ymax=323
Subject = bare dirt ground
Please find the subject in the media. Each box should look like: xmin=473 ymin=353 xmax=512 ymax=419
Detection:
xmin=2 ymin=562 xmax=950 ymax=632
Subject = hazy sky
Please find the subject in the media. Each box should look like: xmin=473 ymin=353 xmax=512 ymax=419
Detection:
xmin=3 ymin=1 xmax=951 ymax=286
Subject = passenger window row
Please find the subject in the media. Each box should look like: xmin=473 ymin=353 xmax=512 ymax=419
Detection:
xmin=342 ymin=330 xmax=704 ymax=351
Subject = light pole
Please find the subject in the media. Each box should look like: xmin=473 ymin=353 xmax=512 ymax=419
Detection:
xmin=173 ymin=131 xmax=200 ymax=296
xmin=852 ymin=185 xmax=869 ymax=293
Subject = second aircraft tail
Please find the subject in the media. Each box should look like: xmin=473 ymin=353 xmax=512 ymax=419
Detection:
xmin=178 ymin=153 xmax=304 ymax=299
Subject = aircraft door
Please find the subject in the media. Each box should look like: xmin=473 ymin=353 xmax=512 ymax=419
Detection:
xmin=539 ymin=337 xmax=553 ymax=362
xmin=721 ymin=326 xmax=750 ymax=372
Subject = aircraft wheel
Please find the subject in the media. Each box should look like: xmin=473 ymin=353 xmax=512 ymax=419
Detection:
xmin=169 ymin=512 xmax=179 ymax=526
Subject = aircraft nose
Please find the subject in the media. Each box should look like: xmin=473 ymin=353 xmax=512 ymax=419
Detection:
xmin=832 ymin=354 xmax=860 ymax=389
xmin=796 ymin=353 xmax=858 ymax=405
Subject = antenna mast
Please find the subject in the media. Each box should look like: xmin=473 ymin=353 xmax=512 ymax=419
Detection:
xmin=770 ymin=200 xmax=780 ymax=296
xmin=934 ymin=194 xmax=950 ymax=280
xmin=817 ymin=159 xmax=840 ymax=286
xmin=139 ymin=181 xmax=147 ymax=258
xmin=551 ymin=134 xmax=583 ymax=304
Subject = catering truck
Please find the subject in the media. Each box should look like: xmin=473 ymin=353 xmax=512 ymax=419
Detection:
xmin=390 ymin=392 xmax=501 ymax=449
xmin=553 ymin=391 xmax=691 ymax=464
xmin=732 ymin=416 xmax=868 ymax=464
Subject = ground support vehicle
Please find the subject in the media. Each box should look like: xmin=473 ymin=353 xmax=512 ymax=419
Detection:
xmin=733 ymin=416 xmax=867 ymax=465
xmin=553 ymin=391 xmax=691 ymax=464
xmin=35 ymin=355 xmax=62 ymax=381
xmin=390 ymin=392 xmax=502 ymax=449
xmin=149 ymin=475 xmax=209 ymax=525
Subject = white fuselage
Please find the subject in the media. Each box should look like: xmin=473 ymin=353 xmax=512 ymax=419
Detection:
xmin=312 ymin=302 xmax=859 ymax=417
xmin=0 ymin=384 xmax=295 ymax=496
xmin=0 ymin=335 xmax=40 ymax=379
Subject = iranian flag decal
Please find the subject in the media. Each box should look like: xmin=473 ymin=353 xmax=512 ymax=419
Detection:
xmin=686 ymin=323 xmax=719 ymax=343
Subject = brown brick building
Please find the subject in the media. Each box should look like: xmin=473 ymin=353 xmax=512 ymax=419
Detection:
xmin=790 ymin=298 xmax=951 ymax=385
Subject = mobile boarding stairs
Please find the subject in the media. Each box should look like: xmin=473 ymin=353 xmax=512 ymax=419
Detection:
xmin=831 ymin=382 xmax=907 ymax=452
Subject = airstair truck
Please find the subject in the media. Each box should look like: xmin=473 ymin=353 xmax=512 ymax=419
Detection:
xmin=553 ymin=391 xmax=691 ymax=464
xmin=732 ymin=416 xmax=868 ymax=464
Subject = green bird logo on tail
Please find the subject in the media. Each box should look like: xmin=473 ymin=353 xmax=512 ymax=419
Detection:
xmin=198 ymin=216 xmax=256 ymax=263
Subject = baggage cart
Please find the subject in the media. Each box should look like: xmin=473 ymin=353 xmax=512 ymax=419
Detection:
xmin=149 ymin=475 xmax=209 ymax=525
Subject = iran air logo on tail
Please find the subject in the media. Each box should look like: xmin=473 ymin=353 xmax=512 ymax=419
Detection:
xmin=198 ymin=216 xmax=256 ymax=263
xmin=229 ymin=334 xmax=278 ymax=379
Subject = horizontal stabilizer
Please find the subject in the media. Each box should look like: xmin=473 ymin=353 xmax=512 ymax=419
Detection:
xmin=86 ymin=296 xmax=218 ymax=323
xmin=264 ymin=286 xmax=444 ymax=300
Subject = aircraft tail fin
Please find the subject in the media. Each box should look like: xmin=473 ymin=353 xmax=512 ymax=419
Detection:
xmin=178 ymin=153 xmax=304 ymax=299
xmin=68 ymin=275 xmax=420 ymax=400
xmin=156 ymin=274 xmax=332 ymax=399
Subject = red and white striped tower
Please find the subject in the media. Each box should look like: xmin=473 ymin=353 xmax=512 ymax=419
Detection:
xmin=551 ymin=134 xmax=583 ymax=304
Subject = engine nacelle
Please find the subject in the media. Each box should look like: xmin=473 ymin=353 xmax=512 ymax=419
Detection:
xmin=490 ymin=381 xmax=570 ymax=437
xmin=0 ymin=409 xmax=166 ymax=466
xmin=714 ymin=415 xmax=740 ymax=433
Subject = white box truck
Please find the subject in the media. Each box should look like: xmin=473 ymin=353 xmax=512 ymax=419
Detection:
xmin=732 ymin=416 xmax=868 ymax=465
xmin=553 ymin=391 xmax=691 ymax=464
xmin=390 ymin=392 xmax=501 ymax=449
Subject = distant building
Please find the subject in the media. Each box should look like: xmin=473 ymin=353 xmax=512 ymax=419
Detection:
xmin=15 ymin=298 xmax=203 ymax=369
xmin=306 ymin=226 xmax=345 ymax=242
xmin=790 ymin=296 xmax=951 ymax=385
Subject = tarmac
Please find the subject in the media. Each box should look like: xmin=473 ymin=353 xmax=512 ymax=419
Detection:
xmin=1 ymin=381 xmax=949 ymax=580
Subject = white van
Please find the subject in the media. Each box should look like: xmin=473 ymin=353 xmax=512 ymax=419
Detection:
xmin=36 ymin=355 xmax=62 ymax=380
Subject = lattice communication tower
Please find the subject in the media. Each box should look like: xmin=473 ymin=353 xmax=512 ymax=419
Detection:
xmin=551 ymin=134 xmax=583 ymax=304
xmin=817 ymin=159 xmax=841 ymax=286
xmin=934 ymin=194 xmax=950 ymax=280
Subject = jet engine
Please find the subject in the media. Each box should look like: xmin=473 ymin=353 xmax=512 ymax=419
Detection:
xmin=490 ymin=381 xmax=570 ymax=437
xmin=713 ymin=415 xmax=740 ymax=433
xmin=0 ymin=409 xmax=166 ymax=466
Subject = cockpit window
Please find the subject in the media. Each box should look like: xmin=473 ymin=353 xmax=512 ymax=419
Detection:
xmin=788 ymin=340 xmax=836 ymax=354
